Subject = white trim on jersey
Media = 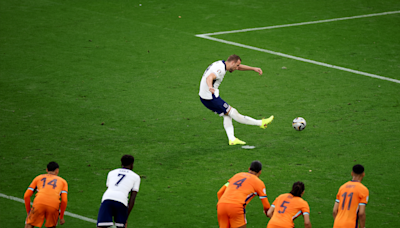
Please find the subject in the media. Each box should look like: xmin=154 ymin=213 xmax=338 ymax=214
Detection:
xmin=292 ymin=210 xmax=304 ymax=220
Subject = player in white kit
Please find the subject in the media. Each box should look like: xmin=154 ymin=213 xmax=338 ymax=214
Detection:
xmin=199 ymin=55 xmax=274 ymax=145
xmin=97 ymin=155 xmax=141 ymax=228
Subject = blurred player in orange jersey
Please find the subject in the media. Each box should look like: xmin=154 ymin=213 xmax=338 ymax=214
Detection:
xmin=217 ymin=160 xmax=271 ymax=228
xmin=333 ymin=164 xmax=369 ymax=228
xmin=266 ymin=181 xmax=312 ymax=228
xmin=24 ymin=161 xmax=68 ymax=228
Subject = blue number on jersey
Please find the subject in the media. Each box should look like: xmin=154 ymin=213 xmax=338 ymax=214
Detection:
xmin=115 ymin=174 xmax=126 ymax=186
xmin=233 ymin=178 xmax=247 ymax=189
xmin=278 ymin=201 xmax=290 ymax=214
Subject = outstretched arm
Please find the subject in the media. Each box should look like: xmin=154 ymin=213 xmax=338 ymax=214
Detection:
xmin=238 ymin=64 xmax=263 ymax=75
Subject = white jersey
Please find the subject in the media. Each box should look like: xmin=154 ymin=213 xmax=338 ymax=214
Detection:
xmin=199 ymin=60 xmax=227 ymax=99
xmin=101 ymin=168 xmax=141 ymax=207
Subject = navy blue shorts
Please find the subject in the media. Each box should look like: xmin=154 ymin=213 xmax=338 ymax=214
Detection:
xmin=97 ymin=200 xmax=128 ymax=228
xmin=200 ymin=95 xmax=230 ymax=116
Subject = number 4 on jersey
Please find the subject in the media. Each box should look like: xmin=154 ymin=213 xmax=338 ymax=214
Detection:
xmin=233 ymin=178 xmax=247 ymax=189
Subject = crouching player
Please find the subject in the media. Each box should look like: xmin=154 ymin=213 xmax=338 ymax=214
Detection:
xmin=24 ymin=161 xmax=68 ymax=228
xmin=97 ymin=155 xmax=141 ymax=228
xmin=217 ymin=160 xmax=271 ymax=228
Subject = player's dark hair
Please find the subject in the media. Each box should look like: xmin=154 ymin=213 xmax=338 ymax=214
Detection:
xmin=227 ymin=54 xmax=241 ymax=63
xmin=47 ymin=162 xmax=59 ymax=171
xmin=352 ymin=164 xmax=364 ymax=175
xmin=121 ymin=155 xmax=134 ymax=166
xmin=249 ymin=160 xmax=262 ymax=173
xmin=290 ymin=181 xmax=305 ymax=197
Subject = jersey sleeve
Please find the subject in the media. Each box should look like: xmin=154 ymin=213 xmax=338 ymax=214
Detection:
xmin=106 ymin=172 xmax=110 ymax=187
xmin=24 ymin=176 xmax=40 ymax=214
xmin=59 ymin=179 xmax=68 ymax=219
xmin=217 ymin=182 xmax=229 ymax=200
xmin=131 ymin=175 xmax=141 ymax=192
xmin=301 ymin=200 xmax=311 ymax=215
xmin=335 ymin=187 xmax=341 ymax=203
xmin=359 ymin=187 xmax=369 ymax=206
xmin=61 ymin=178 xmax=68 ymax=194
xmin=255 ymin=180 xmax=270 ymax=209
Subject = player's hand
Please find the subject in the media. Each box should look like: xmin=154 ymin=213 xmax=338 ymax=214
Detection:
xmin=209 ymin=87 xmax=215 ymax=94
xmin=125 ymin=221 xmax=128 ymax=227
xmin=254 ymin=68 xmax=263 ymax=75
xmin=59 ymin=218 xmax=65 ymax=225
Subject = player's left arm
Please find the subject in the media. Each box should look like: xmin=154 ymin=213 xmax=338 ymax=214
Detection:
xmin=261 ymin=198 xmax=271 ymax=217
xmin=255 ymin=183 xmax=270 ymax=216
xmin=238 ymin=64 xmax=263 ymax=75
xmin=266 ymin=205 xmax=275 ymax=218
xmin=358 ymin=204 xmax=366 ymax=228
xmin=303 ymin=213 xmax=312 ymax=228
xmin=217 ymin=182 xmax=228 ymax=200
xmin=59 ymin=180 xmax=68 ymax=225
xmin=124 ymin=191 xmax=138 ymax=228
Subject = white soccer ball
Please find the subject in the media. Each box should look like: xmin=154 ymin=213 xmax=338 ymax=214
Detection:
xmin=292 ymin=117 xmax=306 ymax=131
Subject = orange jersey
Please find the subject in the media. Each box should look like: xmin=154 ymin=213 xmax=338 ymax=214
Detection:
xmin=267 ymin=193 xmax=310 ymax=228
xmin=217 ymin=172 xmax=270 ymax=209
xmin=333 ymin=181 xmax=369 ymax=228
xmin=24 ymin=174 xmax=68 ymax=210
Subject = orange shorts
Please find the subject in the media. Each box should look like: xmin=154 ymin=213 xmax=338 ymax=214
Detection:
xmin=217 ymin=203 xmax=246 ymax=228
xmin=26 ymin=203 xmax=59 ymax=228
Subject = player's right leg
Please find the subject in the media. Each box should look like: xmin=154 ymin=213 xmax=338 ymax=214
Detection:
xmin=112 ymin=201 xmax=129 ymax=228
xmin=228 ymin=107 xmax=274 ymax=129
xmin=43 ymin=206 xmax=60 ymax=228
xmin=201 ymin=96 xmax=247 ymax=144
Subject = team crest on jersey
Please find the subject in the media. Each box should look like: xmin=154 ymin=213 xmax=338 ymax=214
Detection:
xmin=217 ymin=69 xmax=222 ymax=75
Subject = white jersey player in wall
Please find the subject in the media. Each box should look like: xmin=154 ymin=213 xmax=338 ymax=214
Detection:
xmin=97 ymin=155 xmax=141 ymax=228
xmin=199 ymin=54 xmax=274 ymax=145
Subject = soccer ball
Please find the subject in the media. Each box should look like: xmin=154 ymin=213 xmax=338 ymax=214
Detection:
xmin=292 ymin=117 xmax=306 ymax=131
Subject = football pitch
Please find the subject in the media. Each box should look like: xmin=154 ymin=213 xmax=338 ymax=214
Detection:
xmin=1 ymin=0 xmax=399 ymax=227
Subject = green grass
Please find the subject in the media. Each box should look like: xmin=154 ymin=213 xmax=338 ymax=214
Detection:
xmin=1 ymin=0 xmax=400 ymax=227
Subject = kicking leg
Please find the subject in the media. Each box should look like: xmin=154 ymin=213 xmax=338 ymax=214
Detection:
xmin=228 ymin=107 xmax=273 ymax=129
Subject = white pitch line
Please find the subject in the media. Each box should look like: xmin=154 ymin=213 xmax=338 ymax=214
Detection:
xmin=195 ymin=10 xmax=400 ymax=84
xmin=0 ymin=193 xmax=97 ymax=224
xmin=198 ymin=10 xmax=400 ymax=36
xmin=195 ymin=35 xmax=400 ymax=84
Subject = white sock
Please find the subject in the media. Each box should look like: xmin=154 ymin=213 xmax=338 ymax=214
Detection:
xmin=229 ymin=108 xmax=262 ymax=126
xmin=223 ymin=115 xmax=236 ymax=141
